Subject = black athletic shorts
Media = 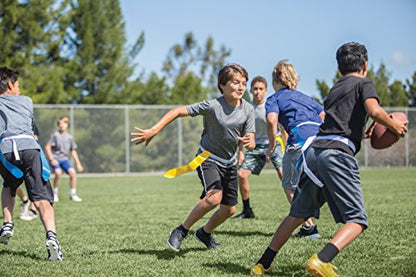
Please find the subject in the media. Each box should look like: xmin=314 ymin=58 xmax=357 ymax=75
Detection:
xmin=196 ymin=159 xmax=238 ymax=206
xmin=0 ymin=149 xmax=54 ymax=204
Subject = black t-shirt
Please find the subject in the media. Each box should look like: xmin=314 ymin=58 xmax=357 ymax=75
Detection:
xmin=312 ymin=75 xmax=379 ymax=155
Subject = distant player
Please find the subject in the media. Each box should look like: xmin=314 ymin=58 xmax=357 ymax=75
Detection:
xmin=234 ymin=76 xmax=284 ymax=219
xmin=45 ymin=116 xmax=84 ymax=202
xmin=251 ymin=42 xmax=407 ymax=276
xmin=131 ymin=64 xmax=255 ymax=251
xmin=0 ymin=66 xmax=63 ymax=260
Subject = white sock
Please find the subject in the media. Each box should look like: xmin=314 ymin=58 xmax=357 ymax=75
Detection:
xmin=53 ymin=188 xmax=59 ymax=194
xmin=70 ymin=188 xmax=76 ymax=196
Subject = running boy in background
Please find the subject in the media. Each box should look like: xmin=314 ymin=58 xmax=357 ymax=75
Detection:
xmin=251 ymin=42 xmax=407 ymax=276
xmin=131 ymin=64 xmax=255 ymax=251
xmin=17 ymin=122 xmax=40 ymax=221
xmin=0 ymin=67 xmax=63 ymax=260
xmin=45 ymin=116 xmax=84 ymax=202
xmin=265 ymin=60 xmax=324 ymax=238
xmin=234 ymin=76 xmax=284 ymax=219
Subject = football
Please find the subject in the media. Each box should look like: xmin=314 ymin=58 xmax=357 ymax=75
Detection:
xmin=370 ymin=112 xmax=407 ymax=149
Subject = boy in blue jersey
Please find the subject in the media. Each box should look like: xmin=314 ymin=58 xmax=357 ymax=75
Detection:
xmin=265 ymin=61 xmax=324 ymax=238
xmin=131 ymin=64 xmax=255 ymax=252
xmin=251 ymin=43 xmax=407 ymax=276
xmin=0 ymin=67 xmax=63 ymax=261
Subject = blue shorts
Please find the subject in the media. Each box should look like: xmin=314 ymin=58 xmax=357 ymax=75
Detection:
xmin=240 ymin=144 xmax=283 ymax=175
xmin=290 ymin=147 xmax=368 ymax=228
xmin=51 ymin=159 xmax=73 ymax=174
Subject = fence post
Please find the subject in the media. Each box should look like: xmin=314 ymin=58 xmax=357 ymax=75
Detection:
xmin=70 ymin=105 xmax=74 ymax=137
xmin=178 ymin=118 xmax=183 ymax=167
xmin=125 ymin=106 xmax=130 ymax=173
xmin=405 ymin=107 xmax=409 ymax=167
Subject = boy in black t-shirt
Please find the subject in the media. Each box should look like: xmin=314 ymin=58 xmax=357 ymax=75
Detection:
xmin=251 ymin=42 xmax=408 ymax=276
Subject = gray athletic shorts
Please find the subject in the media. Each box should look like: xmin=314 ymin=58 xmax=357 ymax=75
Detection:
xmin=290 ymin=147 xmax=368 ymax=228
xmin=282 ymin=143 xmax=302 ymax=190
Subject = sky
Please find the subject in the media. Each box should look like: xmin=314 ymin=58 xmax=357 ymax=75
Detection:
xmin=120 ymin=0 xmax=416 ymax=99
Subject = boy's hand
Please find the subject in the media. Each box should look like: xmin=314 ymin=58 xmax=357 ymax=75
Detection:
xmin=236 ymin=134 xmax=252 ymax=149
xmin=77 ymin=164 xmax=84 ymax=173
xmin=364 ymin=121 xmax=376 ymax=139
xmin=390 ymin=113 xmax=408 ymax=137
xmin=131 ymin=127 xmax=157 ymax=146
xmin=50 ymin=159 xmax=58 ymax=167
xmin=265 ymin=145 xmax=275 ymax=163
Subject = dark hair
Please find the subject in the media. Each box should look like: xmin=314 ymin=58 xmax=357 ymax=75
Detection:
xmin=217 ymin=64 xmax=248 ymax=94
xmin=0 ymin=67 xmax=19 ymax=93
xmin=336 ymin=42 xmax=368 ymax=75
xmin=251 ymin=76 xmax=267 ymax=89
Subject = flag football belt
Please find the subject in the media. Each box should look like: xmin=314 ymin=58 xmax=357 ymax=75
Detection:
xmin=276 ymin=135 xmax=285 ymax=153
xmin=164 ymin=146 xmax=237 ymax=178
xmin=0 ymin=135 xmax=50 ymax=181
xmin=301 ymin=135 xmax=355 ymax=188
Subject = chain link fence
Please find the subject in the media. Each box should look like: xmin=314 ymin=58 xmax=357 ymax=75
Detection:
xmin=34 ymin=105 xmax=416 ymax=174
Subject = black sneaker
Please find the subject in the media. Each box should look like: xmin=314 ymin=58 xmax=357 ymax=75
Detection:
xmin=233 ymin=208 xmax=255 ymax=219
xmin=46 ymin=231 xmax=63 ymax=261
xmin=167 ymin=226 xmax=187 ymax=252
xmin=0 ymin=222 xmax=14 ymax=244
xmin=294 ymin=225 xmax=321 ymax=239
xmin=194 ymin=227 xmax=221 ymax=250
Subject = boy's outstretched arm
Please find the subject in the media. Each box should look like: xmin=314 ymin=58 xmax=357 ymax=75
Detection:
xmin=131 ymin=106 xmax=189 ymax=146
xmin=364 ymin=98 xmax=408 ymax=137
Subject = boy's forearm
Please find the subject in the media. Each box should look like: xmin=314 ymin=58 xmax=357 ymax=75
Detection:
xmin=151 ymin=106 xmax=188 ymax=134
xmin=45 ymin=144 xmax=54 ymax=160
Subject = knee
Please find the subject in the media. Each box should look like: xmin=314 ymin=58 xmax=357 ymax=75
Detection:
xmin=238 ymin=170 xmax=250 ymax=180
xmin=221 ymin=205 xmax=236 ymax=217
xmin=204 ymin=191 xmax=222 ymax=207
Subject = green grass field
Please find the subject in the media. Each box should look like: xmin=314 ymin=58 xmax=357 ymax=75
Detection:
xmin=1 ymin=168 xmax=415 ymax=276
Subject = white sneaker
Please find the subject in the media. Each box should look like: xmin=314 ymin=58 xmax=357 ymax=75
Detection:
xmin=70 ymin=195 xmax=82 ymax=202
xmin=46 ymin=231 xmax=63 ymax=261
xmin=54 ymin=193 xmax=59 ymax=202
xmin=20 ymin=201 xmax=30 ymax=217
xmin=0 ymin=222 xmax=14 ymax=244
xmin=20 ymin=210 xmax=38 ymax=221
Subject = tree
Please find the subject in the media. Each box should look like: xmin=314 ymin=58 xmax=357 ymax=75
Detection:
xmin=373 ymin=63 xmax=391 ymax=106
xmin=389 ymin=80 xmax=408 ymax=107
xmin=406 ymin=72 xmax=416 ymax=107
xmin=64 ymin=0 xmax=144 ymax=104
xmin=0 ymin=0 xmax=70 ymax=103
xmin=169 ymin=72 xmax=209 ymax=105
xmin=163 ymin=32 xmax=231 ymax=98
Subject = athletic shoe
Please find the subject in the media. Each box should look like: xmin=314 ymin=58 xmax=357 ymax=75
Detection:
xmin=250 ymin=263 xmax=274 ymax=276
xmin=233 ymin=208 xmax=255 ymax=219
xmin=167 ymin=226 xmax=187 ymax=252
xmin=20 ymin=209 xmax=38 ymax=221
xmin=306 ymin=253 xmax=339 ymax=277
xmin=0 ymin=222 xmax=14 ymax=244
xmin=294 ymin=225 xmax=321 ymax=239
xmin=194 ymin=227 xmax=221 ymax=250
xmin=70 ymin=195 xmax=82 ymax=202
xmin=46 ymin=231 xmax=63 ymax=261
xmin=54 ymin=193 xmax=59 ymax=202
xmin=20 ymin=201 xmax=30 ymax=217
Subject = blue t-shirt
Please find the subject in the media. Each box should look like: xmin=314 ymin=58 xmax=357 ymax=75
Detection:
xmin=265 ymin=88 xmax=323 ymax=145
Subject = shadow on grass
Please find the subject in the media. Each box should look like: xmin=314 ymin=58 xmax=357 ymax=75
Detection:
xmin=202 ymin=261 xmax=305 ymax=276
xmin=215 ymin=230 xmax=275 ymax=237
xmin=108 ymin=247 xmax=203 ymax=260
xmin=0 ymin=249 xmax=42 ymax=260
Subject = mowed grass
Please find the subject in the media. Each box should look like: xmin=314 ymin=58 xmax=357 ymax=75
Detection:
xmin=1 ymin=168 xmax=415 ymax=276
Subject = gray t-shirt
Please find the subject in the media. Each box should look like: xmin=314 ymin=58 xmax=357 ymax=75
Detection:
xmin=186 ymin=96 xmax=255 ymax=159
xmin=48 ymin=131 xmax=77 ymax=160
xmin=253 ymin=102 xmax=281 ymax=145
xmin=0 ymin=94 xmax=39 ymax=154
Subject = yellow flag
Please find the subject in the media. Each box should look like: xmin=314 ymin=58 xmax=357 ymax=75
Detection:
xmin=276 ymin=135 xmax=285 ymax=153
xmin=164 ymin=150 xmax=211 ymax=178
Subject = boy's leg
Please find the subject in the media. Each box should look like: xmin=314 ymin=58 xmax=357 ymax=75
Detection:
xmin=1 ymin=186 xmax=15 ymax=223
xmin=167 ymin=189 xmax=222 ymax=252
xmin=52 ymin=168 xmax=62 ymax=202
xmin=251 ymin=215 xmax=304 ymax=275
xmin=67 ymin=168 xmax=82 ymax=202
xmin=33 ymin=200 xmax=56 ymax=232
xmin=234 ymin=169 xmax=255 ymax=219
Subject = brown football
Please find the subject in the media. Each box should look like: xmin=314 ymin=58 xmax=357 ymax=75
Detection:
xmin=370 ymin=112 xmax=407 ymax=149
